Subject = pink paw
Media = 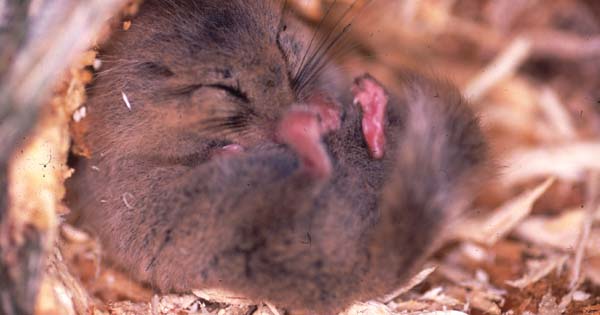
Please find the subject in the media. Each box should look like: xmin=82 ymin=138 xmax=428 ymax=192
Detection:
xmin=351 ymin=74 xmax=388 ymax=159
xmin=305 ymin=93 xmax=341 ymax=134
xmin=277 ymin=103 xmax=340 ymax=179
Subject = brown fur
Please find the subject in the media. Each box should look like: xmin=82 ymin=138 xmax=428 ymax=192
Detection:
xmin=66 ymin=1 xmax=489 ymax=314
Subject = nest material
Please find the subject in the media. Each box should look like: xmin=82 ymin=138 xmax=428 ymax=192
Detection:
xmin=2 ymin=0 xmax=600 ymax=314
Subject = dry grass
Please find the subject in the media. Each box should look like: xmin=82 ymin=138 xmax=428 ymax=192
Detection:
xmin=3 ymin=0 xmax=600 ymax=314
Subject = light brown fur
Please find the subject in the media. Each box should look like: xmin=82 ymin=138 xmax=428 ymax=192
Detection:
xmin=66 ymin=1 xmax=489 ymax=314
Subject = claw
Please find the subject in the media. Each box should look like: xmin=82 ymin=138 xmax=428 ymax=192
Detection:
xmin=352 ymin=74 xmax=388 ymax=160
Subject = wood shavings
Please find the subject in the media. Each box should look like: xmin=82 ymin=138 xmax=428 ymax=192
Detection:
xmin=537 ymin=87 xmax=576 ymax=141
xmin=464 ymin=37 xmax=532 ymax=102
xmin=419 ymin=287 xmax=462 ymax=306
xmin=343 ymin=301 xmax=392 ymax=315
xmin=537 ymin=291 xmax=562 ymax=315
xmin=4 ymin=1 xmax=600 ymax=314
xmin=528 ymin=31 xmax=600 ymax=60
xmin=475 ymin=269 xmax=490 ymax=283
xmin=35 ymin=251 xmax=85 ymax=315
xmin=484 ymin=0 xmax=537 ymax=32
xmin=506 ymin=255 xmax=568 ymax=289
xmin=42 ymin=249 xmax=94 ymax=315
xmin=408 ymin=312 xmax=468 ymax=315
xmin=433 ymin=263 xmax=506 ymax=314
xmin=583 ymin=257 xmax=600 ymax=286
xmin=192 ymin=288 xmax=255 ymax=306
xmin=572 ymin=291 xmax=591 ymax=302
xmin=503 ymin=143 xmax=600 ymax=185
xmin=380 ymin=266 xmax=437 ymax=303
xmin=93 ymin=268 xmax=152 ymax=302
xmin=570 ymin=172 xmax=600 ymax=288
xmin=60 ymin=224 xmax=90 ymax=243
xmin=72 ymin=106 xmax=87 ymax=123
xmin=265 ymin=302 xmax=281 ymax=315
xmin=513 ymin=208 xmax=600 ymax=256
xmin=390 ymin=300 xmax=434 ymax=313
xmin=559 ymin=289 xmax=576 ymax=313
xmin=151 ymin=294 xmax=160 ymax=315
xmin=460 ymin=243 xmax=488 ymax=262
xmin=469 ymin=291 xmax=502 ymax=315
xmin=454 ymin=177 xmax=554 ymax=245
xmin=93 ymin=59 xmax=102 ymax=71
xmin=148 ymin=294 xmax=198 ymax=315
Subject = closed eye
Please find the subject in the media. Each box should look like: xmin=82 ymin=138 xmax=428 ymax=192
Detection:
xmin=168 ymin=83 xmax=249 ymax=103
xmin=206 ymin=83 xmax=249 ymax=103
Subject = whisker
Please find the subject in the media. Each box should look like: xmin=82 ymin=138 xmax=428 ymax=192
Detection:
xmin=293 ymin=0 xmax=338 ymax=85
xmin=293 ymin=0 xmax=356 ymax=89
xmin=198 ymin=113 xmax=250 ymax=136
xmin=296 ymin=36 xmax=359 ymax=97
xmin=295 ymin=0 xmax=374 ymax=98
xmin=212 ymin=124 xmax=249 ymax=138
xmin=295 ymin=23 xmax=354 ymax=95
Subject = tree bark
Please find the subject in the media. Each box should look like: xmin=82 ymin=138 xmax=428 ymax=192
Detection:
xmin=0 ymin=1 xmax=126 ymax=314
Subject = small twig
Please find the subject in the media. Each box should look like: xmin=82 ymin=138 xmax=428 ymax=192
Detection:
xmin=528 ymin=30 xmax=600 ymax=60
xmin=380 ymin=266 xmax=437 ymax=303
xmin=464 ymin=37 xmax=532 ymax=102
xmin=454 ymin=177 xmax=554 ymax=245
xmin=0 ymin=2 xmax=127 ymax=315
xmin=538 ymin=87 xmax=576 ymax=141
xmin=265 ymin=302 xmax=282 ymax=315
xmin=448 ymin=17 xmax=600 ymax=62
xmin=569 ymin=171 xmax=600 ymax=289
xmin=151 ymin=295 xmax=160 ymax=315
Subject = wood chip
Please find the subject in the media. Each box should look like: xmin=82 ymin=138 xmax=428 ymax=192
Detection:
xmin=343 ymin=301 xmax=392 ymax=315
xmin=380 ymin=266 xmax=437 ymax=303
xmin=265 ymin=302 xmax=282 ymax=315
xmin=506 ymin=255 xmax=568 ymax=289
xmin=123 ymin=20 xmax=131 ymax=30
xmin=469 ymin=291 xmax=502 ymax=315
xmin=537 ymin=87 xmax=576 ymax=141
xmin=570 ymin=172 xmax=600 ymax=288
xmin=419 ymin=287 xmax=461 ymax=306
xmin=538 ymin=291 xmax=562 ymax=315
xmin=464 ymin=37 xmax=532 ymax=102
xmin=454 ymin=177 xmax=554 ymax=245
xmin=503 ymin=143 xmax=600 ymax=185
xmin=192 ymin=288 xmax=255 ymax=306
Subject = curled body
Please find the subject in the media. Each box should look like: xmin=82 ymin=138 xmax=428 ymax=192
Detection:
xmin=66 ymin=1 xmax=489 ymax=314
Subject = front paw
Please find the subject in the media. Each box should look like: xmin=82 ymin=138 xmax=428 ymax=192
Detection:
xmin=277 ymin=105 xmax=338 ymax=179
xmin=351 ymin=74 xmax=389 ymax=160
